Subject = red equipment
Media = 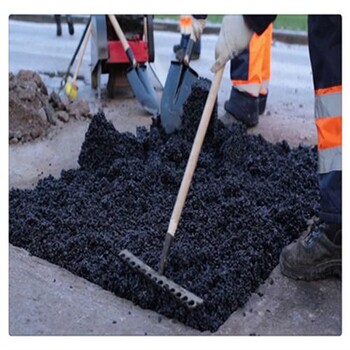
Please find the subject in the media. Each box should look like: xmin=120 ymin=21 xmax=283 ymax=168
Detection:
xmin=90 ymin=15 xmax=155 ymax=98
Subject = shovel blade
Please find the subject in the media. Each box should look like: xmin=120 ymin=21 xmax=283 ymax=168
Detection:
xmin=127 ymin=64 xmax=159 ymax=116
xmin=160 ymin=61 xmax=199 ymax=134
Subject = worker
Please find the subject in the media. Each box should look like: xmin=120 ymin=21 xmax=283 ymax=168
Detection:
xmin=54 ymin=15 xmax=75 ymax=37
xmin=225 ymin=22 xmax=273 ymax=126
xmin=192 ymin=15 xmax=342 ymax=281
xmin=173 ymin=15 xmax=201 ymax=61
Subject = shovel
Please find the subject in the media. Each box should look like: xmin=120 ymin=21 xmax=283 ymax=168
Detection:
xmin=59 ymin=17 xmax=92 ymax=94
xmin=160 ymin=33 xmax=199 ymax=134
xmin=119 ymin=66 xmax=225 ymax=309
xmin=107 ymin=15 xmax=159 ymax=116
xmin=64 ymin=21 xmax=92 ymax=100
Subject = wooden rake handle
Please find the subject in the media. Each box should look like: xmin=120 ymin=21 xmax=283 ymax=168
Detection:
xmin=167 ymin=67 xmax=225 ymax=237
xmin=107 ymin=15 xmax=137 ymax=67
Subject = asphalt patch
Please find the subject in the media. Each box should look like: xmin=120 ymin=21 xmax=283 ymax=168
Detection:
xmin=9 ymin=79 xmax=319 ymax=332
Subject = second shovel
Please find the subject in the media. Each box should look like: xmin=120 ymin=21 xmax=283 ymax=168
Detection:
xmin=160 ymin=34 xmax=199 ymax=133
xmin=108 ymin=15 xmax=159 ymax=116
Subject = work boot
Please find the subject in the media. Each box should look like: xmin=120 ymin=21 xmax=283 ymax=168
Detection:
xmin=279 ymin=222 xmax=342 ymax=281
xmin=67 ymin=16 xmax=74 ymax=35
xmin=224 ymin=87 xmax=259 ymax=128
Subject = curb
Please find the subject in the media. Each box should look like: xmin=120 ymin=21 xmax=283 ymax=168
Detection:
xmin=9 ymin=15 xmax=308 ymax=46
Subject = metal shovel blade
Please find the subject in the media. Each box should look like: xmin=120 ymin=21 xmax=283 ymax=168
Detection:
xmin=127 ymin=64 xmax=159 ymax=116
xmin=160 ymin=61 xmax=199 ymax=134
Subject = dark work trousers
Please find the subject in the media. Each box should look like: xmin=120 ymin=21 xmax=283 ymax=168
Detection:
xmin=308 ymin=15 xmax=342 ymax=224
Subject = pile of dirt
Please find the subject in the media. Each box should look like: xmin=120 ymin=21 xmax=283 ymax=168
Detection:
xmin=9 ymin=79 xmax=320 ymax=332
xmin=9 ymin=70 xmax=92 ymax=144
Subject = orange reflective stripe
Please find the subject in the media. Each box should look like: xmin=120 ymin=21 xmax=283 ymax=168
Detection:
xmin=232 ymin=78 xmax=261 ymax=85
xmin=316 ymin=85 xmax=342 ymax=95
xmin=315 ymin=116 xmax=342 ymax=150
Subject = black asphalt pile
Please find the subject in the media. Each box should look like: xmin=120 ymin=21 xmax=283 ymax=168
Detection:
xmin=9 ymin=79 xmax=319 ymax=332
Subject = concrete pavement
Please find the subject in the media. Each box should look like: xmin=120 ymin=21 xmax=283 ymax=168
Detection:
xmin=9 ymin=245 xmax=341 ymax=336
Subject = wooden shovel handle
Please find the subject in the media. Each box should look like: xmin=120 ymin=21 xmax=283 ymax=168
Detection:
xmin=107 ymin=14 xmax=136 ymax=66
xmin=183 ymin=32 xmax=197 ymax=66
xmin=72 ymin=22 xmax=92 ymax=82
xmin=167 ymin=67 xmax=225 ymax=236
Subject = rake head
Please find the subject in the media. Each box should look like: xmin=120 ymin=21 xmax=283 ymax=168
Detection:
xmin=119 ymin=249 xmax=203 ymax=309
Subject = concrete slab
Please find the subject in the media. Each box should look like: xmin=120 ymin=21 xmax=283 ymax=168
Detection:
xmin=9 ymin=244 xmax=341 ymax=336
xmin=216 ymin=267 xmax=341 ymax=336
xmin=9 ymin=246 xmax=342 ymax=336
xmin=9 ymin=246 xmax=201 ymax=336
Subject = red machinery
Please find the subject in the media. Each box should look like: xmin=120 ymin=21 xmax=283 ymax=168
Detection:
xmin=90 ymin=15 xmax=155 ymax=98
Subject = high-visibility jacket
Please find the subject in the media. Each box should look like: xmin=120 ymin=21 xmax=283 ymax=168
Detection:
xmin=229 ymin=23 xmax=273 ymax=97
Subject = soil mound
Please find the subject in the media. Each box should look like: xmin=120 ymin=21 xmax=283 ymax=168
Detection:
xmin=9 ymin=70 xmax=91 ymax=144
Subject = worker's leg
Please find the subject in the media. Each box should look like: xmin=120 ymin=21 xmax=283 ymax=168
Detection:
xmin=66 ymin=15 xmax=74 ymax=35
xmin=224 ymin=26 xmax=271 ymax=127
xmin=173 ymin=15 xmax=201 ymax=61
xmin=280 ymin=15 xmax=342 ymax=280
xmin=54 ymin=15 xmax=62 ymax=36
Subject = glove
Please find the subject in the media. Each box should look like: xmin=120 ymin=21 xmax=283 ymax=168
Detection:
xmin=191 ymin=16 xmax=207 ymax=40
xmin=211 ymin=15 xmax=253 ymax=73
